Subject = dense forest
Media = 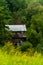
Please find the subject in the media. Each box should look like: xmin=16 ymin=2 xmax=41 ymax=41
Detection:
xmin=0 ymin=0 xmax=43 ymax=53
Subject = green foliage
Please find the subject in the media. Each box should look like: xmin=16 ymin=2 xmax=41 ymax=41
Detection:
xmin=6 ymin=0 xmax=27 ymax=24
xmin=0 ymin=0 xmax=43 ymax=53
xmin=0 ymin=43 xmax=43 ymax=65
xmin=20 ymin=41 xmax=32 ymax=52
xmin=0 ymin=0 xmax=12 ymax=45
xmin=26 ymin=2 xmax=43 ymax=47
xmin=8 ymin=0 xmax=27 ymax=12
xmin=36 ymin=39 xmax=43 ymax=53
xmin=38 ymin=0 xmax=43 ymax=5
xmin=27 ymin=28 xmax=41 ymax=47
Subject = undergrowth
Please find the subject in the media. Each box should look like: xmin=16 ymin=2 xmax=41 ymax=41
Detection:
xmin=0 ymin=42 xmax=43 ymax=65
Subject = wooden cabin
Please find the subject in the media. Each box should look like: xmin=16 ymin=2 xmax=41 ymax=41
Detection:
xmin=6 ymin=25 xmax=26 ymax=46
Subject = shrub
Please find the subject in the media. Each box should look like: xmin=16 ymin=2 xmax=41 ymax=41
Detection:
xmin=36 ymin=39 xmax=43 ymax=53
xmin=20 ymin=41 xmax=32 ymax=52
xmin=1 ymin=42 xmax=15 ymax=54
xmin=27 ymin=28 xmax=42 ymax=47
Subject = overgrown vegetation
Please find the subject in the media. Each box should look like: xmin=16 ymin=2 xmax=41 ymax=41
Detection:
xmin=0 ymin=0 xmax=43 ymax=51
xmin=0 ymin=0 xmax=43 ymax=65
xmin=0 ymin=50 xmax=43 ymax=65
xmin=0 ymin=42 xmax=43 ymax=65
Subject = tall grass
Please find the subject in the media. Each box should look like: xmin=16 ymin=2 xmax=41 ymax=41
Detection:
xmin=0 ymin=42 xmax=43 ymax=65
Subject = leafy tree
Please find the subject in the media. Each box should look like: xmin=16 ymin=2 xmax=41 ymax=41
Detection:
xmin=26 ymin=2 xmax=43 ymax=47
xmin=6 ymin=0 xmax=27 ymax=24
xmin=6 ymin=0 xmax=27 ymax=12
xmin=0 ymin=0 xmax=12 ymax=45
